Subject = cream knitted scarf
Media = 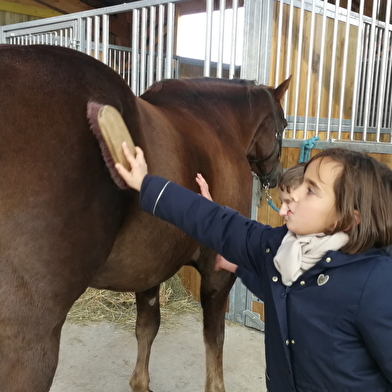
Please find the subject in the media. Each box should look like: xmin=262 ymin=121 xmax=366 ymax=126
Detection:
xmin=273 ymin=231 xmax=349 ymax=286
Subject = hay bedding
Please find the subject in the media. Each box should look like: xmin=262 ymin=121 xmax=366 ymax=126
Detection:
xmin=67 ymin=274 xmax=199 ymax=330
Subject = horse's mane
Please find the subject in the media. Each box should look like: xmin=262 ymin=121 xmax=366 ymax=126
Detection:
xmin=141 ymin=77 xmax=260 ymax=106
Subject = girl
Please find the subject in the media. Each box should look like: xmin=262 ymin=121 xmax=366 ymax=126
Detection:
xmin=116 ymin=144 xmax=392 ymax=392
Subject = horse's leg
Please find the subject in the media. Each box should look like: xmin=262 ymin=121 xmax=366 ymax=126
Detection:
xmin=198 ymin=256 xmax=236 ymax=392
xmin=0 ymin=276 xmax=71 ymax=392
xmin=130 ymin=285 xmax=161 ymax=392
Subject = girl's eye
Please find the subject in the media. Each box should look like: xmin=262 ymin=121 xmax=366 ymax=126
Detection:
xmin=307 ymin=188 xmax=315 ymax=195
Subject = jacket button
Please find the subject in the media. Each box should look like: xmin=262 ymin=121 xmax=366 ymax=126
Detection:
xmin=266 ymin=248 xmax=270 ymax=253
xmin=326 ymin=257 xmax=331 ymax=263
xmin=285 ymin=339 xmax=290 ymax=345
xmin=291 ymin=340 xmax=295 ymax=344
xmin=272 ymin=276 xmax=278 ymax=282
xmin=300 ymin=280 xmax=305 ymax=285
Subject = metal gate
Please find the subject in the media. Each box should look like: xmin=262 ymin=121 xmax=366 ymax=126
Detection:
xmin=1 ymin=0 xmax=391 ymax=331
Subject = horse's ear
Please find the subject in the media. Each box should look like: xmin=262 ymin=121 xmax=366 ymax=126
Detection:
xmin=274 ymin=75 xmax=292 ymax=101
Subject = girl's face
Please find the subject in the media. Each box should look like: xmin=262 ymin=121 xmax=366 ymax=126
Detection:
xmin=286 ymin=158 xmax=341 ymax=235
xmin=278 ymin=189 xmax=291 ymax=221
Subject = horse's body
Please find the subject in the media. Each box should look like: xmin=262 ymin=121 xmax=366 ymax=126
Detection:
xmin=0 ymin=45 xmax=289 ymax=392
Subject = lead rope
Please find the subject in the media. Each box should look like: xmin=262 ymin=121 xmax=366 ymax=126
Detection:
xmin=266 ymin=136 xmax=320 ymax=213
xmin=264 ymin=183 xmax=280 ymax=212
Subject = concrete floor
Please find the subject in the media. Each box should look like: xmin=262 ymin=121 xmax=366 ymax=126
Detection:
xmin=50 ymin=312 xmax=267 ymax=392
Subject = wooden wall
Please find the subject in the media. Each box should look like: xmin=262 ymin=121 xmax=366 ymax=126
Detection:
xmin=270 ymin=3 xmax=359 ymax=122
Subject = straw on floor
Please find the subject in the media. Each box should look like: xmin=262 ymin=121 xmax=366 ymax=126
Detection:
xmin=67 ymin=274 xmax=199 ymax=330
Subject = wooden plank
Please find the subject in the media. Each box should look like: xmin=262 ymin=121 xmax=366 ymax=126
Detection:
xmin=33 ymin=0 xmax=93 ymax=14
xmin=178 ymin=266 xmax=201 ymax=302
xmin=0 ymin=0 xmax=94 ymax=17
xmin=0 ymin=0 xmax=60 ymax=17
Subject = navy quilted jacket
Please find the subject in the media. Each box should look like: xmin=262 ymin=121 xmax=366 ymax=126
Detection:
xmin=140 ymin=175 xmax=392 ymax=392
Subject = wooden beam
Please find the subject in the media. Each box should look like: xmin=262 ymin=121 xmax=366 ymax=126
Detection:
xmin=31 ymin=0 xmax=93 ymax=14
xmin=0 ymin=0 xmax=61 ymax=17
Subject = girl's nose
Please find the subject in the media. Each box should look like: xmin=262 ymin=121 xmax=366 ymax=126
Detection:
xmin=279 ymin=203 xmax=289 ymax=217
xmin=290 ymin=184 xmax=304 ymax=203
xmin=290 ymin=189 xmax=299 ymax=203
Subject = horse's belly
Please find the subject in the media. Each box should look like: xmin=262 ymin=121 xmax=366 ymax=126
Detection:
xmin=90 ymin=212 xmax=198 ymax=292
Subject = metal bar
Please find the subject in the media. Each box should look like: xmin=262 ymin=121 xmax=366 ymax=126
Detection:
xmin=258 ymin=0 xmax=274 ymax=84
xmin=156 ymin=4 xmax=164 ymax=82
xmin=370 ymin=27 xmax=382 ymax=128
xmin=101 ymin=14 xmax=109 ymax=64
xmin=282 ymin=138 xmax=392 ymax=153
xmin=274 ymin=0 xmax=284 ymax=87
xmin=283 ymin=0 xmax=294 ymax=116
xmin=76 ymin=17 xmax=83 ymax=51
xmin=131 ymin=8 xmax=140 ymax=95
xmin=375 ymin=0 xmax=392 ymax=139
xmin=86 ymin=18 xmax=93 ymax=55
xmin=292 ymin=0 xmax=305 ymax=138
xmin=204 ymin=0 xmax=213 ymax=77
xmin=386 ymin=33 xmax=392 ymax=130
xmin=303 ymin=0 xmax=316 ymax=136
xmin=326 ymin=0 xmax=340 ymax=139
xmin=217 ymin=0 xmax=226 ymax=78
xmin=362 ymin=3 xmax=378 ymax=139
xmin=108 ymin=48 xmax=112 ymax=68
xmin=147 ymin=6 xmax=156 ymax=87
xmin=315 ymin=0 xmax=328 ymax=135
xmin=4 ymin=20 xmax=75 ymax=36
xmin=357 ymin=24 xmax=370 ymax=129
xmin=337 ymin=0 xmax=352 ymax=139
xmin=94 ymin=15 xmax=100 ymax=59
xmin=127 ymin=51 xmax=131 ymax=86
xmin=122 ymin=50 xmax=127 ymax=80
xmin=229 ymin=0 xmax=238 ymax=79
xmin=349 ymin=0 xmax=365 ymax=139
xmin=164 ymin=2 xmax=175 ymax=79
xmin=140 ymin=7 xmax=148 ymax=93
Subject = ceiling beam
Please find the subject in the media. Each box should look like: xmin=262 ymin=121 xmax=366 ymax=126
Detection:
xmin=31 ymin=0 xmax=93 ymax=14
xmin=0 ymin=0 xmax=60 ymax=17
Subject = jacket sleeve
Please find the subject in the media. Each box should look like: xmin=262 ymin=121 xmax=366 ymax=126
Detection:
xmin=357 ymin=256 xmax=392 ymax=382
xmin=236 ymin=266 xmax=265 ymax=300
xmin=139 ymin=174 xmax=276 ymax=274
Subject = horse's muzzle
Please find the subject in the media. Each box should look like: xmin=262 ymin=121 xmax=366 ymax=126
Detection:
xmin=258 ymin=162 xmax=283 ymax=189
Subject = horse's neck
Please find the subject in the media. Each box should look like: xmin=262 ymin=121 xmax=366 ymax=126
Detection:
xmin=136 ymin=89 xmax=264 ymax=158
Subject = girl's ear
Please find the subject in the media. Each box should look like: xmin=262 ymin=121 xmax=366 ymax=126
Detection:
xmin=354 ymin=210 xmax=361 ymax=225
xmin=342 ymin=211 xmax=360 ymax=232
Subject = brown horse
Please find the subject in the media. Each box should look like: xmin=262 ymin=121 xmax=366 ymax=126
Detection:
xmin=0 ymin=44 xmax=290 ymax=392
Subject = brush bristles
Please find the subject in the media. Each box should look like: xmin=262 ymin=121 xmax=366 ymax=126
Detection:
xmin=87 ymin=101 xmax=129 ymax=190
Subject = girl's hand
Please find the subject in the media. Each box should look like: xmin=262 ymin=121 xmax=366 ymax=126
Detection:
xmin=196 ymin=173 xmax=212 ymax=201
xmin=115 ymin=143 xmax=148 ymax=191
xmin=214 ymin=255 xmax=238 ymax=273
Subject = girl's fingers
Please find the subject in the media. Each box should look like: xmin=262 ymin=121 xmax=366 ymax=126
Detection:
xmin=121 ymin=142 xmax=136 ymax=165
xmin=115 ymin=163 xmax=130 ymax=179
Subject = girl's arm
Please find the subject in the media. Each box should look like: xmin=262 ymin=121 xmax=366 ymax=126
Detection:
xmin=116 ymin=143 xmax=276 ymax=275
xmin=139 ymin=173 xmax=273 ymax=270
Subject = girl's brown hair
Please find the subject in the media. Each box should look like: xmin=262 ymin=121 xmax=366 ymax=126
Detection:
xmin=306 ymin=148 xmax=392 ymax=254
xmin=279 ymin=162 xmax=306 ymax=193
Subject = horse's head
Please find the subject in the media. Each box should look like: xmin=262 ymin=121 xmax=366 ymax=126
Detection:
xmin=247 ymin=76 xmax=291 ymax=188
